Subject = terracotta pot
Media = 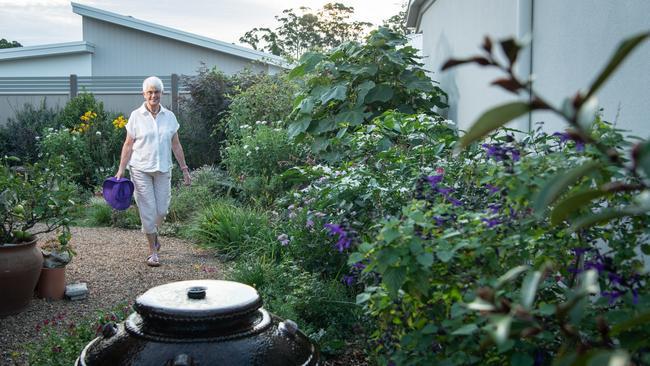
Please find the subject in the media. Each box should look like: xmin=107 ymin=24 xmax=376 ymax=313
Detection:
xmin=0 ymin=237 xmax=43 ymax=317
xmin=36 ymin=267 xmax=66 ymax=300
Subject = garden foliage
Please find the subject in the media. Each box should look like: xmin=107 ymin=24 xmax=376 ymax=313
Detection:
xmin=287 ymin=27 xmax=448 ymax=161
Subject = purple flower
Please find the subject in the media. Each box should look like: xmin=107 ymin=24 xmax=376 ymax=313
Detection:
xmin=352 ymin=261 xmax=366 ymax=270
xmin=446 ymin=196 xmax=463 ymax=206
xmin=277 ymin=233 xmax=290 ymax=246
xmin=553 ymin=132 xmax=570 ymax=143
xmin=484 ymin=184 xmax=500 ymax=195
xmin=487 ymin=203 xmax=501 ymax=214
xmin=584 ymin=260 xmax=605 ymax=273
xmin=305 ymin=219 xmax=314 ymax=228
xmin=425 ymin=175 xmax=444 ymax=188
xmin=482 ymin=217 xmax=501 ymax=228
xmin=510 ymin=148 xmax=521 ymax=161
xmin=324 ymin=223 xmax=352 ymax=252
xmin=436 ymin=187 xmax=453 ymax=195
xmin=342 ymin=275 xmax=355 ymax=286
xmin=433 ymin=216 xmax=446 ymax=226
xmin=601 ymin=290 xmax=622 ymax=305
xmin=608 ymin=272 xmax=623 ymax=285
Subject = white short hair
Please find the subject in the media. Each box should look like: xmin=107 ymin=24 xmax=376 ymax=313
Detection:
xmin=142 ymin=76 xmax=164 ymax=93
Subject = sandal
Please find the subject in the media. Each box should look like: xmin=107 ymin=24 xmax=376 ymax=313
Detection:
xmin=146 ymin=253 xmax=160 ymax=267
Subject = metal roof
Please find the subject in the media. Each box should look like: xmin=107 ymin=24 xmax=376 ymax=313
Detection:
xmin=70 ymin=2 xmax=287 ymax=68
xmin=0 ymin=41 xmax=94 ymax=61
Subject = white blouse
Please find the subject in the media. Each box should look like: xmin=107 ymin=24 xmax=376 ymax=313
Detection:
xmin=125 ymin=103 xmax=179 ymax=173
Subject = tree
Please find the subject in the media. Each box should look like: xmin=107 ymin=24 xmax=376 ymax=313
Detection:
xmin=240 ymin=3 xmax=372 ymax=60
xmin=0 ymin=38 xmax=22 ymax=49
xmin=381 ymin=1 xmax=411 ymax=37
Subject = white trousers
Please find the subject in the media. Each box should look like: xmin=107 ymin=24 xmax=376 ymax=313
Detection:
xmin=130 ymin=169 xmax=171 ymax=234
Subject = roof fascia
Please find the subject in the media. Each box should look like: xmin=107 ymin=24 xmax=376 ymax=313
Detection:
xmin=0 ymin=41 xmax=95 ymax=61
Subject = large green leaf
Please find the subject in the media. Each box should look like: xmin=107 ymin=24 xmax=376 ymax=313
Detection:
xmin=335 ymin=107 xmax=366 ymax=126
xmin=287 ymin=117 xmax=312 ymax=139
xmin=288 ymin=52 xmax=326 ymax=79
xmin=521 ymin=271 xmax=542 ymax=309
xmin=533 ymin=161 xmax=600 ymax=215
xmin=320 ymin=84 xmax=348 ymax=104
xmin=610 ymin=310 xmax=650 ymax=336
xmin=458 ymin=102 xmax=531 ymax=150
xmin=298 ymin=97 xmax=315 ymax=114
xmin=584 ymin=31 xmax=650 ymax=101
xmin=355 ymin=80 xmax=376 ymax=107
xmin=311 ymin=118 xmax=338 ymax=134
xmin=550 ymin=189 xmax=610 ymax=225
xmin=383 ymin=266 xmax=407 ymax=298
xmin=570 ymin=206 xmax=648 ymax=231
xmin=365 ymin=84 xmax=394 ymax=103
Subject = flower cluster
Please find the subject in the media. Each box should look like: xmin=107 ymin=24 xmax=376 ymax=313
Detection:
xmin=72 ymin=110 xmax=97 ymax=133
xmin=112 ymin=115 xmax=127 ymax=129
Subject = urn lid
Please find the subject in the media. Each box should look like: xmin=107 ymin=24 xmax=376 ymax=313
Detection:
xmin=134 ymin=280 xmax=262 ymax=322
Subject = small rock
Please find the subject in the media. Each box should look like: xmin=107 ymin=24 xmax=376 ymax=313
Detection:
xmin=66 ymin=282 xmax=89 ymax=298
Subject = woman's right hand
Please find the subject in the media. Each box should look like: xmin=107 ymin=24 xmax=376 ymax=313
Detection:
xmin=115 ymin=168 xmax=124 ymax=179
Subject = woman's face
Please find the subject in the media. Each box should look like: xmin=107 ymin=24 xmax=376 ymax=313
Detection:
xmin=143 ymin=85 xmax=161 ymax=110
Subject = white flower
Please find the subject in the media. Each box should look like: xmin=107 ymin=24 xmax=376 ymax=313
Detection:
xmin=243 ymin=145 xmax=249 ymax=149
xmin=96 ymin=131 xmax=101 ymax=136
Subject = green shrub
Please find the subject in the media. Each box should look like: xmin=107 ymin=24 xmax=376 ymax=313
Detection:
xmin=25 ymin=304 xmax=131 ymax=366
xmin=40 ymin=93 xmax=125 ymax=190
xmin=74 ymin=197 xmax=140 ymax=229
xmin=222 ymin=125 xmax=304 ymax=203
xmin=168 ymin=185 xmax=217 ymax=222
xmin=191 ymin=200 xmax=277 ymax=259
xmin=0 ymin=100 xmax=59 ymax=163
xmin=229 ymin=258 xmax=359 ymax=355
xmin=179 ymin=67 xmax=267 ymax=167
xmin=223 ymin=73 xmax=295 ymax=140
xmin=189 ymin=165 xmax=239 ymax=196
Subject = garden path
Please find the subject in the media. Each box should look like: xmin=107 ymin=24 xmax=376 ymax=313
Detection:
xmin=0 ymin=226 xmax=223 ymax=365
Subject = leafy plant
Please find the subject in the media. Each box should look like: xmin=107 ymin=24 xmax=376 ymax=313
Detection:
xmin=25 ymin=304 xmax=131 ymax=366
xmin=0 ymin=100 xmax=59 ymax=163
xmin=191 ymin=199 xmax=276 ymax=260
xmin=0 ymin=156 xmax=77 ymax=244
xmin=442 ymin=32 xmax=650 ymax=228
xmin=287 ymin=27 xmax=447 ymax=161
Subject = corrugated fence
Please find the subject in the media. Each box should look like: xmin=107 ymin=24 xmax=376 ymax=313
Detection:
xmin=0 ymin=74 xmax=188 ymax=125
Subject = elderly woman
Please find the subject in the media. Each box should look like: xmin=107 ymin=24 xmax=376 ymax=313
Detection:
xmin=115 ymin=76 xmax=191 ymax=267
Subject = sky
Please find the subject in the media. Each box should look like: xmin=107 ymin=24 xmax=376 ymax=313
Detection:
xmin=0 ymin=0 xmax=405 ymax=48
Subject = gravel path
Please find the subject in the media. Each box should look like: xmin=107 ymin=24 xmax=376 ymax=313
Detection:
xmin=0 ymin=226 xmax=223 ymax=365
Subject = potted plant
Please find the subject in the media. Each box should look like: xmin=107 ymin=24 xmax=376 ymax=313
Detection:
xmin=36 ymin=227 xmax=75 ymax=300
xmin=0 ymin=156 xmax=76 ymax=316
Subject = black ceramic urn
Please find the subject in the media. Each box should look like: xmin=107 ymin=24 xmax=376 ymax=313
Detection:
xmin=75 ymin=280 xmax=320 ymax=365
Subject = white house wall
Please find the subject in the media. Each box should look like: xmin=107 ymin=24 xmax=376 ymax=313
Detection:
xmin=530 ymin=0 xmax=650 ymax=138
xmin=0 ymin=54 xmax=92 ymax=77
xmin=83 ymin=18 xmax=269 ymax=76
xmin=415 ymin=0 xmax=650 ymax=138
xmin=416 ymin=0 xmax=530 ymax=132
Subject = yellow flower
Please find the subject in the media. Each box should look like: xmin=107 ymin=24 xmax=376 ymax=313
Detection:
xmin=112 ymin=115 xmax=127 ymax=129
